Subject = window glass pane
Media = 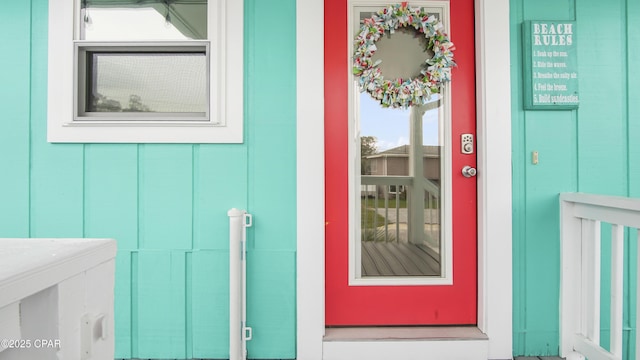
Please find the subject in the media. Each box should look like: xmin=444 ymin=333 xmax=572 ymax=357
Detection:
xmin=86 ymin=52 xmax=207 ymax=114
xmin=81 ymin=1 xmax=207 ymax=40
xmin=356 ymin=6 xmax=445 ymax=278
xmin=359 ymin=94 xmax=443 ymax=277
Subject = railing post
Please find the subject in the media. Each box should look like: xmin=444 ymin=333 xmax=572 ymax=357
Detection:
xmin=408 ymin=105 xmax=426 ymax=245
xmin=582 ymin=219 xmax=601 ymax=344
xmin=560 ymin=196 xmax=583 ymax=358
xmin=610 ymin=224 xmax=624 ymax=357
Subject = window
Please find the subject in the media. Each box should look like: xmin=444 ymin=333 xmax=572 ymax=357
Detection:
xmin=387 ymin=185 xmax=405 ymax=195
xmin=75 ymin=43 xmax=209 ymax=121
xmin=48 ymin=0 xmax=243 ymax=143
xmin=370 ymin=158 xmax=377 ymax=173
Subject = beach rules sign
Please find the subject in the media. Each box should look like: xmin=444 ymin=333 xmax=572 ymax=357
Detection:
xmin=523 ymin=21 xmax=579 ymax=110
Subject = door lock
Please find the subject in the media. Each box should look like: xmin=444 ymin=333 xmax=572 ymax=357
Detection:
xmin=462 ymin=166 xmax=477 ymax=178
xmin=461 ymin=134 xmax=474 ymax=154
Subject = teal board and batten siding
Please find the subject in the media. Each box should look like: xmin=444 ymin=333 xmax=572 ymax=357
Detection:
xmin=0 ymin=0 xmax=297 ymax=359
xmin=511 ymin=0 xmax=640 ymax=358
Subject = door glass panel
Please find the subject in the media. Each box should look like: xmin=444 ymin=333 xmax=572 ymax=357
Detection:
xmin=355 ymin=6 xmax=445 ymax=278
xmin=359 ymin=94 xmax=442 ymax=277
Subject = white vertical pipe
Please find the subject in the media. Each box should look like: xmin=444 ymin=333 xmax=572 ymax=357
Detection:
xmin=229 ymin=208 xmax=244 ymax=360
xmin=242 ymin=213 xmax=253 ymax=359
xmin=610 ymin=224 xmax=624 ymax=357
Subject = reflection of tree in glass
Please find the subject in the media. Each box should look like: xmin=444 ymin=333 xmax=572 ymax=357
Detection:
xmin=92 ymin=93 xmax=122 ymax=112
xmin=361 ymin=136 xmax=377 ymax=175
xmin=124 ymin=94 xmax=152 ymax=112
xmin=91 ymin=93 xmax=153 ymax=112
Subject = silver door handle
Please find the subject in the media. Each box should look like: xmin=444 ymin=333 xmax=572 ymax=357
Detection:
xmin=462 ymin=166 xmax=477 ymax=178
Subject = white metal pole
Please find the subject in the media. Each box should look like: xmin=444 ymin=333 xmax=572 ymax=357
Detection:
xmin=229 ymin=208 xmax=244 ymax=360
xmin=242 ymin=213 xmax=253 ymax=359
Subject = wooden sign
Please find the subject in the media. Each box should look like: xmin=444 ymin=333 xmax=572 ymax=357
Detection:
xmin=523 ymin=21 xmax=579 ymax=110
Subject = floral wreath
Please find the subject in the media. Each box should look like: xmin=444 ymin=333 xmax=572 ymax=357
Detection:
xmin=353 ymin=2 xmax=456 ymax=108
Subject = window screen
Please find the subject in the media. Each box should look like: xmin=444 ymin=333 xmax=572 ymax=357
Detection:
xmin=85 ymin=52 xmax=207 ymax=115
xmin=75 ymin=44 xmax=210 ymax=121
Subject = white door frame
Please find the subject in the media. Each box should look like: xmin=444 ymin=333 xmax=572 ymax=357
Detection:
xmin=296 ymin=0 xmax=513 ymax=358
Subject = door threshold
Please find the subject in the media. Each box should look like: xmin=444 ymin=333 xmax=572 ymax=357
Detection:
xmin=324 ymin=325 xmax=488 ymax=341
xmin=323 ymin=326 xmax=489 ymax=360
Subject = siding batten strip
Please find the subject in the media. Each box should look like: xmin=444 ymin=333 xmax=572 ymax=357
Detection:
xmin=27 ymin=0 xmax=34 ymax=238
xmin=185 ymin=251 xmax=193 ymax=358
xmin=131 ymin=251 xmax=139 ymax=358
xmin=627 ymin=1 xmax=640 ymax=355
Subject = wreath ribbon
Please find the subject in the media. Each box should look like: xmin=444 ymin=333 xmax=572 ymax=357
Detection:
xmin=353 ymin=2 xmax=456 ymax=108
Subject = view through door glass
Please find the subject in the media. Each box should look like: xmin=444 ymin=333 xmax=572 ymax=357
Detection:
xmin=359 ymin=95 xmax=443 ymax=277
xmin=357 ymin=8 xmax=444 ymax=278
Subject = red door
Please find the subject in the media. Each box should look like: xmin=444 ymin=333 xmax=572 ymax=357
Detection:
xmin=325 ymin=0 xmax=477 ymax=326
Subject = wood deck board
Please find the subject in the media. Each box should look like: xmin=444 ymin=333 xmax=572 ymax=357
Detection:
xmin=361 ymin=243 xmax=380 ymax=276
xmin=376 ymin=243 xmax=415 ymax=275
xmin=397 ymin=243 xmax=440 ymax=275
xmin=361 ymin=242 xmax=441 ymax=276
xmin=384 ymin=243 xmax=424 ymax=275
xmin=416 ymin=244 xmax=441 ymax=272
xmin=363 ymin=242 xmax=395 ymax=275
xmin=371 ymin=242 xmax=409 ymax=275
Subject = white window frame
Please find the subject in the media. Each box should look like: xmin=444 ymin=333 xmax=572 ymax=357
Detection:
xmin=47 ymin=0 xmax=243 ymax=143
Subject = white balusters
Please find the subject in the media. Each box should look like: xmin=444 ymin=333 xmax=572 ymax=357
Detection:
xmin=560 ymin=193 xmax=640 ymax=360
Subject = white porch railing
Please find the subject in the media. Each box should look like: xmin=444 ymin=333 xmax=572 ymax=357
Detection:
xmin=560 ymin=193 xmax=640 ymax=360
xmin=361 ymin=175 xmax=440 ymax=244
